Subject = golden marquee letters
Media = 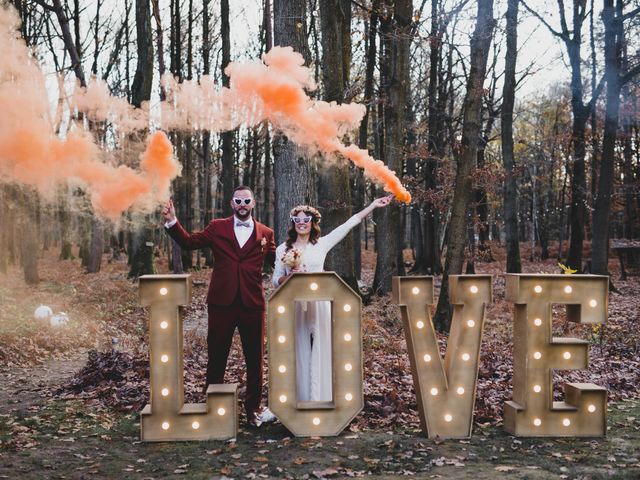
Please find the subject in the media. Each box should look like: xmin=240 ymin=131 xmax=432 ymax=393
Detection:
xmin=139 ymin=273 xmax=609 ymax=441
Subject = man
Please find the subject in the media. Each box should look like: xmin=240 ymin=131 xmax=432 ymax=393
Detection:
xmin=162 ymin=186 xmax=277 ymax=426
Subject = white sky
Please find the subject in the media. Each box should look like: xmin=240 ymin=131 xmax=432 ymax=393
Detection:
xmin=40 ymin=0 xmax=589 ymax=122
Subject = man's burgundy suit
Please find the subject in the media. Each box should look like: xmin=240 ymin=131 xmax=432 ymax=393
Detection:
xmin=166 ymin=216 xmax=276 ymax=416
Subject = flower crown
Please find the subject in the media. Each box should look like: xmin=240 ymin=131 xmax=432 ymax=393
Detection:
xmin=289 ymin=205 xmax=321 ymax=223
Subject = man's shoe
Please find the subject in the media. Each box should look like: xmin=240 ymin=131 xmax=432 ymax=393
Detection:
xmin=247 ymin=411 xmax=262 ymax=428
xmin=257 ymin=407 xmax=277 ymax=424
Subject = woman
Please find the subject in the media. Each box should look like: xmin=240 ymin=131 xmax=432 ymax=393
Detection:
xmin=272 ymin=196 xmax=392 ymax=402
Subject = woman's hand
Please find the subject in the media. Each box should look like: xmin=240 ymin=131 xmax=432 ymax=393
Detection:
xmin=278 ymin=266 xmax=306 ymax=285
xmin=371 ymin=195 xmax=393 ymax=209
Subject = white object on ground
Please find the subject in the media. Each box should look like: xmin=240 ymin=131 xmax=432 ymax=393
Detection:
xmin=34 ymin=305 xmax=53 ymax=320
xmin=50 ymin=312 xmax=69 ymax=327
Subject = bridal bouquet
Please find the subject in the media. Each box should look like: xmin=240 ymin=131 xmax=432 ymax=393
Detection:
xmin=281 ymin=248 xmax=302 ymax=270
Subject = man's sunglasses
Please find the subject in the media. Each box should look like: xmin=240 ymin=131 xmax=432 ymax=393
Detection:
xmin=232 ymin=198 xmax=252 ymax=205
xmin=290 ymin=216 xmax=314 ymax=224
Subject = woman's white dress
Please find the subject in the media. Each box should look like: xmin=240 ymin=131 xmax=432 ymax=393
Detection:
xmin=272 ymin=215 xmax=361 ymax=402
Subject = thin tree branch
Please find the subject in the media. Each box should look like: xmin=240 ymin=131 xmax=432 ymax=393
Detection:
xmin=585 ymin=74 xmax=606 ymax=115
xmin=521 ymin=0 xmax=566 ymax=39
xmin=621 ymin=63 xmax=640 ymax=85
xmin=621 ymin=5 xmax=640 ymax=22
xmin=33 ymin=0 xmax=55 ymax=12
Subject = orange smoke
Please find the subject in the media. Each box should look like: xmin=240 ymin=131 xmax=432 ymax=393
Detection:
xmin=161 ymin=46 xmax=411 ymax=203
xmin=0 ymin=7 xmax=181 ymax=219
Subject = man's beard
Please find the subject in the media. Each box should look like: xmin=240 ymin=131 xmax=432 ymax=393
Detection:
xmin=235 ymin=208 xmax=251 ymax=220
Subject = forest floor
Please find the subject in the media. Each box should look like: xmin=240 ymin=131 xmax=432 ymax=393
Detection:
xmin=1 ymin=242 xmax=639 ymax=479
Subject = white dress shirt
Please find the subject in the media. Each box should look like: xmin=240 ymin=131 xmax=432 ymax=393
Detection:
xmin=164 ymin=216 xmax=254 ymax=248
xmin=233 ymin=216 xmax=254 ymax=248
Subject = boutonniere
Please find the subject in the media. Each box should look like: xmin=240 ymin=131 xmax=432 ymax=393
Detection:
xmin=260 ymin=237 xmax=267 ymax=251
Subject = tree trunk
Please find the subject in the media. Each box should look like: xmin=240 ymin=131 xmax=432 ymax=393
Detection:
xmin=86 ymin=217 xmax=103 ymax=273
xmin=422 ymin=0 xmax=444 ymax=275
xmin=128 ymin=0 xmax=155 ymax=279
xmin=317 ymin=0 xmax=356 ymax=289
xmin=355 ymin=3 xmax=379 ymax=279
xmin=433 ymin=0 xmax=494 ymax=332
xmin=21 ymin=189 xmax=39 ymax=285
xmin=501 ymin=0 xmax=521 ymax=272
xmin=591 ymin=0 xmax=626 ymax=275
xmin=373 ymin=0 xmax=411 ymax=294
xmin=272 ymin=0 xmax=316 ymax=244
xmin=220 ymin=0 xmax=235 ymax=217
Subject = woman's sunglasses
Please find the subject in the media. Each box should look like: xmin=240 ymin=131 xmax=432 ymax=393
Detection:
xmin=290 ymin=216 xmax=313 ymax=224
xmin=233 ymin=198 xmax=252 ymax=205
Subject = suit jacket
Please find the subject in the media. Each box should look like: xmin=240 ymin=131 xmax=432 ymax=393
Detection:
xmin=166 ymin=216 xmax=276 ymax=309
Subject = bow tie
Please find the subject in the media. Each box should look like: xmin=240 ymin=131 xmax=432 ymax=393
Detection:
xmin=236 ymin=221 xmax=252 ymax=228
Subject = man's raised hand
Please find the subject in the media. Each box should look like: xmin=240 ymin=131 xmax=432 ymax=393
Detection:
xmin=162 ymin=199 xmax=176 ymax=223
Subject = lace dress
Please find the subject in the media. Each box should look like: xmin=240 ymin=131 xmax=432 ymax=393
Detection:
xmin=272 ymin=215 xmax=361 ymax=401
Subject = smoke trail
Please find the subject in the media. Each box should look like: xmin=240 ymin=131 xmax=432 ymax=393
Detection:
xmin=164 ymin=47 xmax=411 ymax=203
xmin=0 ymin=7 xmax=181 ymax=219
xmin=74 ymin=46 xmax=411 ymax=203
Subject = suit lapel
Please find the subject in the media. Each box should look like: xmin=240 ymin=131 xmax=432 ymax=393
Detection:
xmin=223 ymin=216 xmax=241 ymax=254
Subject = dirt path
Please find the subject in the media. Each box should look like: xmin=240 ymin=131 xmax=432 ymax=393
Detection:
xmin=0 ymin=352 xmax=88 ymax=415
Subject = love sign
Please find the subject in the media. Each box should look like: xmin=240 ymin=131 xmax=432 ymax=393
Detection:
xmin=138 ymin=273 xmax=608 ymax=441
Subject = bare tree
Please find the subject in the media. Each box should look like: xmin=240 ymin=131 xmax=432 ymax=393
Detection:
xmin=272 ymin=0 xmax=316 ymax=244
xmin=373 ymin=0 xmax=412 ymax=294
xmin=317 ymin=0 xmax=356 ymax=288
xmin=433 ymin=0 xmax=495 ymax=331
xmin=591 ymin=0 xmax=640 ymax=276
xmin=501 ymin=0 xmax=521 ymax=273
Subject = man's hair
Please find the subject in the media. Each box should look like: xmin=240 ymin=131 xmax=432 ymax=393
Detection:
xmin=232 ymin=185 xmax=255 ymax=198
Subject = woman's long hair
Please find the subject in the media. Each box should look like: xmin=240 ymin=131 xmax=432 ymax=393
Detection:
xmin=285 ymin=205 xmax=322 ymax=251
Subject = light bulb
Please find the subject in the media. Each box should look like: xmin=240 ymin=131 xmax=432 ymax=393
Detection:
xmin=159 ymin=287 xmax=168 ymax=296
xmin=412 ymin=287 xmax=420 ymax=295
xmin=588 ymin=404 xmax=596 ymax=413
xmin=277 ymin=305 xmax=286 ymax=313
xmin=469 ymin=285 xmax=479 ymax=294
xmin=589 ymin=299 xmax=598 ymax=308
xmin=278 ymin=365 xmax=286 ymax=373
xmin=344 ymin=333 xmax=352 ymax=342
xmin=217 ymin=407 xmax=226 ymax=416
xmin=344 ymin=363 xmax=353 ymax=371
xmin=345 ymin=393 xmax=353 ymax=401
xmin=563 ymin=351 xmax=571 ymax=360
xmin=533 ymin=418 xmax=542 ymax=426
xmin=564 ymin=285 xmax=572 ymax=294
xmin=456 ymin=387 xmax=465 ymax=395
xmin=461 ymin=353 xmax=470 ymax=361
xmin=533 ymin=351 xmax=542 ymax=360
xmin=313 ymin=417 xmax=321 ymax=425
xmin=343 ymin=304 xmax=352 ymax=312
xmin=416 ymin=320 xmax=425 ymax=329
xmin=444 ymin=414 xmax=453 ymax=422
xmin=192 ymin=421 xmax=200 ymax=430
xmin=161 ymin=354 xmax=169 ymax=363
xmin=161 ymin=388 xmax=170 ymax=397
xmin=534 ymin=285 xmax=542 ymax=293
xmin=310 ymin=282 xmax=318 ymax=291
xmin=430 ymin=387 xmax=438 ymax=396
xmin=160 ymin=321 xmax=168 ymax=329
xmin=423 ymin=354 xmax=432 ymax=362
xmin=161 ymin=421 xmax=170 ymax=430
xmin=467 ymin=319 xmax=475 ymax=328
xmin=562 ymin=418 xmax=571 ymax=427
xmin=534 ymin=318 xmax=542 ymax=326
xmin=279 ymin=395 xmax=287 ymax=403
xmin=533 ymin=385 xmax=541 ymax=393
xmin=278 ymin=335 xmax=286 ymax=343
